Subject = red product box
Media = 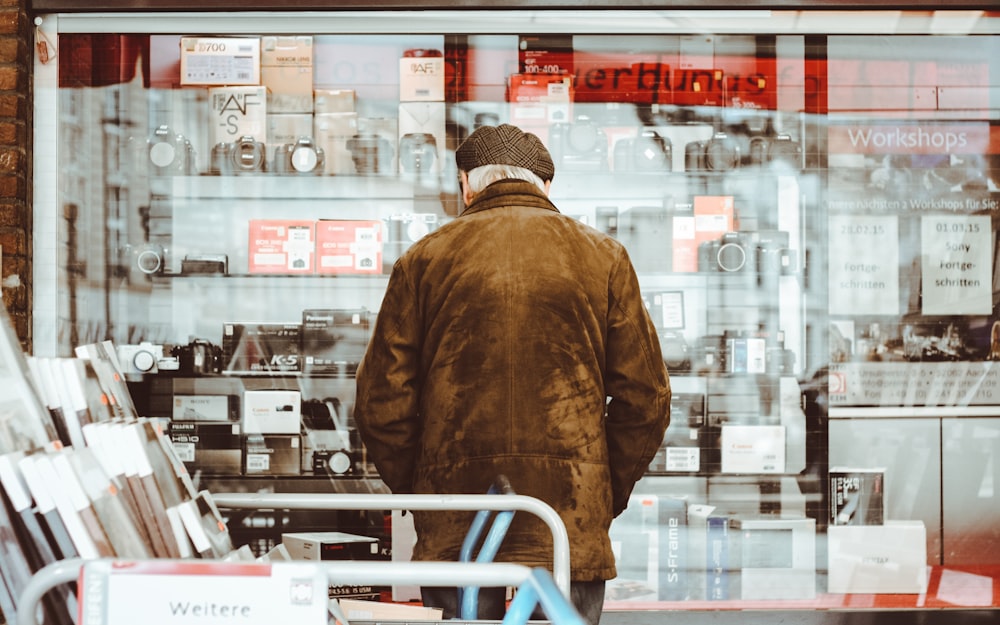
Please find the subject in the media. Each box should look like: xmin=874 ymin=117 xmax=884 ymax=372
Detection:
xmin=315 ymin=219 xmax=383 ymax=275
xmin=248 ymin=219 xmax=315 ymax=274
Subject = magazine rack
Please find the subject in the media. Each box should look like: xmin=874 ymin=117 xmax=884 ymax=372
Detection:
xmin=17 ymin=558 xmax=586 ymax=625
xmin=209 ymin=489 xmax=572 ymax=595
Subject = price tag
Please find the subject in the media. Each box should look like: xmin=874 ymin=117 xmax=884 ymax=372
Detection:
xmin=921 ymin=215 xmax=991 ymax=315
xmin=79 ymin=560 xmax=328 ymax=625
xmin=829 ymin=215 xmax=899 ymax=315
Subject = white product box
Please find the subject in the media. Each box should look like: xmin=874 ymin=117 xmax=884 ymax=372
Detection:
xmin=314 ymin=89 xmax=356 ymax=115
xmin=733 ymin=515 xmax=816 ymax=600
xmin=721 ymin=425 xmax=785 ymax=473
xmin=209 ymin=86 xmax=267 ymax=146
xmin=243 ymin=389 xmax=302 ymax=434
xmin=266 ymin=113 xmax=315 ymax=150
xmin=827 ymin=520 xmax=929 ymax=594
xmin=261 ymin=36 xmax=314 ymax=113
xmin=172 ymin=394 xmax=233 ymax=422
xmin=399 ymin=53 xmax=445 ymax=101
xmin=180 ymin=37 xmax=260 ymax=86
xmin=314 ymin=113 xmax=359 ymax=175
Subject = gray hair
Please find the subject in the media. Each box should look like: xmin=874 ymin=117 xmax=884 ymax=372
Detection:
xmin=465 ymin=164 xmax=547 ymax=195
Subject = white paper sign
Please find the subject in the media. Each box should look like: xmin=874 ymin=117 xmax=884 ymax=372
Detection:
xmin=829 ymin=215 xmax=899 ymax=316
xmin=80 ymin=560 xmax=327 ymax=625
xmin=920 ymin=215 xmax=992 ymax=315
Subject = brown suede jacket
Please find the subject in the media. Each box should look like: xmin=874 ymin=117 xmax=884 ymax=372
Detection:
xmin=354 ymin=179 xmax=671 ymax=582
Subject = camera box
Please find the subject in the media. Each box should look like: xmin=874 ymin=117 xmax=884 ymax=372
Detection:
xmin=261 ymin=36 xmax=314 ymax=113
xmin=671 ymin=195 xmax=735 ymax=273
xmin=830 ymin=467 xmax=885 ymax=526
xmin=266 ymin=113 xmax=314 ymax=150
xmin=336 ymin=599 xmax=442 ymax=622
xmin=827 ymin=520 xmax=928 ymax=594
xmin=222 ymin=322 xmax=302 ymax=374
xmin=243 ymin=433 xmax=302 ymax=475
xmin=508 ymin=73 xmax=573 ymax=133
xmin=732 ymin=515 xmax=816 ymax=600
xmin=167 ymin=421 xmax=242 ymax=475
xmin=315 ymin=219 xmax=382 ymax=275
xmin=397 ymin=102 xmax=446 ymax=176
xmin=172 ymin=394 xmax=237 ymax=422
xmin=180 ymin=37 xmax=260 ymax=86
xmin=243 ymin=389 xmax=302 ymax=434
xmin=209 ymin=86 xmax=268 ymax=146
xmin=283 ymin=531 xmax=380 ymax=561
xmin=248 ymin=219 xmax=315 ymax=274
xmin=400 ymin=50 xmax=445 ymax=102
xmin=314 ymin=89 xmax=356 ymax=115
xmin=301 ymin=308 xmax=371 ymax=375
xmin=721 ymin=425 xmax=785 ymax=473
xmin=314 ymin=113 xmax=359 ymax=175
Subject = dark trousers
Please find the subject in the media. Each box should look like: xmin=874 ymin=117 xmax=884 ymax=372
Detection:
xmin=421 ymin=580 xmax=606 ymax=625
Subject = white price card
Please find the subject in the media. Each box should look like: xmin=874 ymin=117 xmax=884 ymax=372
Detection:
xmin=829 ymin=215 xmax=899 ymax=316
xmin=920 ymin=215 xmax=992 ymax=315
xmin=79 ymin=560 xmax=328 ymax=625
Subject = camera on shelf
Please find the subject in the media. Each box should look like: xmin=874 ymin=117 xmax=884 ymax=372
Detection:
xmin=399 ymin=132 xmax=438 ymax=175
xmin=312 ymin=449 xmax=356 ymax=476
xmin=548 ymin=115 xmax=609 ymax=172
xmin=660 ymin=330 xmax=691 ymax=372
xmin=685 ymin=131 xmax=741 ymax=172
xmin=613 ymin=129 xmax=672 ymax=173
xmin=699 ymin=231 xmax=757 ymax=273
xmin=271 ymin=137 xmax=325 ymax=175
xmin=209 ymin=136 xmax=267 ymax=175
xmin=119 ymin=242 xmax=166 ymax=281
xmin=147 ymin=124 xmax=197 ymax=176
xmin=748 ymin=134 xmax=803 ymax=169
xmin=347 ymin=133 xmax=395 ymax=175
xmin=171 ymin=339 xmax=222 ymax=376
xmin=180 ymin=253 xmax=229 ymax=275
xmin=117 ymin=342 xmax=165 ymax=376
xmin=755 ymin=230 xmax=795 ymax=275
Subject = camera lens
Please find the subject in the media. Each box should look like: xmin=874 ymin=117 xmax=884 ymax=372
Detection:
xmin=717 ymin=241 xmax=747 ymax=272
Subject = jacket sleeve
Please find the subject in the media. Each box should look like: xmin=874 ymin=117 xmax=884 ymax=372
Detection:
xmin=604 ymin=249 xmax=672 ymax=517
xmin=353 ymin=263 xmax=423 ymax=494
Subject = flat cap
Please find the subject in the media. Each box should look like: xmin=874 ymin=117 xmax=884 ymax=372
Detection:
xmin=455 ymin=123 xmax=555 ymax=182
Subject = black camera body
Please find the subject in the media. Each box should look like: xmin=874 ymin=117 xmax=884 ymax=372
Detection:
xmin=749 ymin=134 xmax=802 ymax=169
xmin=755 ymin=230 xmax=795 ymax=275
xmin=685 ymin=131 xmax=741 ymax=172
xmin=549 ymin=116 xmax=609 ymax=172
xmin=147 ymin=125 xmax=197 ymax=176
xmin=699 ymin=231 xmax=757 ymax=273
xmin=347 ymin=133 xmax=395 ymax=175
xmin=613 ymin=129 xmax=673 ymax=173
xmin=271 ymin=137 xmax=325 ymax=175
xmin=210 ymin=136 xmax=267 ymax=174
xmin=399 ymin=132 xmax=438 ymax=175
xmin=172 ymin=339 xmax=222 ymax=376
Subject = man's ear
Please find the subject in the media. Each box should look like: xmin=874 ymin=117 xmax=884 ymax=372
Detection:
xmin=460 ymin=171 xmax=475 ymax=206
xmin=544 ymin=180 xmax=552 ymax=196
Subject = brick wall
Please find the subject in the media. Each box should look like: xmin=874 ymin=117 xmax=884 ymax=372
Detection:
xmin=0 ymin=0 xmax=29 ymax=350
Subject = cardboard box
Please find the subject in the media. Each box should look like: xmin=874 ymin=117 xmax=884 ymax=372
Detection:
xmin=301 ymin=308 xmax=371 ymax=375
xmin=180 ymin=37 xmax=260 ymax=86
xmin=508 ymin=73 xmax=573 ymax=132
xmin=314 ymin=113 xmax=359 ymax=175
xmin=732 ymin=515 xmax=816 ymax=600
xmin=314 ymin=89 xmax=356 ymax=115
xmin=830 ymin=467 xmax=885 ymax=526
xmin=315 ymin=220 xmax=382 ymax=275
xmin=827 ymin=521 xmax=928 ymax=594
xmin=266 ymin=113 xmax=314 ymax=150
xmin=721 ymin=425 xmax=785 ymax=473
xmin=167 ymin=421 xmax=242 ymax=475
xmin=243 ymin=433 xmax=302 ymax=475
xmin=399 ymin=51 xmax=445 ymax=101
xmin=222 ymin=322 xmax=302 ymax=374
xmin=334 ymin=599 xmax=442 ymax=622
xmin=261 ymin=36 xmax=314 ymax=113
xmin=171 ymin=394 xmax=237 ymax=422
xmin=243 ymin=389 xmax=302 ymax=434
xmin=209 ymin=86 xmax=268 ymax=146
xmin=248 ymin=219 xmax=315 ymax=274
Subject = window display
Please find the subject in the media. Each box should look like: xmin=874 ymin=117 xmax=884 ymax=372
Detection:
xmin=28 ymin=8 xmax=1000 ymax=614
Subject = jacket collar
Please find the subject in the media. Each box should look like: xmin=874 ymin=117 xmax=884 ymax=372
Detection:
xmin=460 ymin=179 xmax=561 ymax=217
